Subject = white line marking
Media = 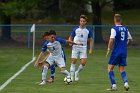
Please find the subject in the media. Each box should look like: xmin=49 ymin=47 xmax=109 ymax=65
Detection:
xmin=0 ymin=57 xmax=36 ymax=91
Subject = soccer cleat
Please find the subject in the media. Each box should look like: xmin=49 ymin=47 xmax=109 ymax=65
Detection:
xmin=36 ymin=80 xmax=43 ymax=84
xmin=124 ymin=85 xmax=130 ymax=91
xmin=75 ymin=71 xmax=79 ymax=81
xmin=39 ymin=81 xmax=46 ymax=85
xmin=106 ymin=86 xmax=117 ymax=91
xmin=47 ymin=78 xmax=54 ymax=83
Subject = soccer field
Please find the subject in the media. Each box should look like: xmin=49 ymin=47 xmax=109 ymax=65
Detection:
xmin=0 ymin=48 xmax=140 ymax=93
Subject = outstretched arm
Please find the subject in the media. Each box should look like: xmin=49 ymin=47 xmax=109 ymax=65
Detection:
xmin=34 ymin=51 xmax=44 ymax=67
xmin=66 ymin=40 xmax=83 ymax=46
xmin=38 ymin=53 xmax=50 ymax=67
xmin=68 ymin=36 xmax=73 ymax=46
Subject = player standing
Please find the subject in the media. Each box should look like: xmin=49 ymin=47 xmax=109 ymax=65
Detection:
xmin=69 ymin=15 xmax=93 ymax=81
xmin=106 ymin=14 xmax=133 ymax=91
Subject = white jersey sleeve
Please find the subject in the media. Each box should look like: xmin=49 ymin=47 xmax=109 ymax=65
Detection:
xmin=110 ymin=28 xmax=116 ymax=38
xmin=127 ymin=31 xmax=132 ymax=39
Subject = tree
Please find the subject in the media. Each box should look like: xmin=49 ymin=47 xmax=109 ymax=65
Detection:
xmin=0 ymin=0 xmax=39 ymax=41
xmin=91 ymin=0 xmax=113 ymax=43
xmin=0 ymin=0 xmax=15 ymax=41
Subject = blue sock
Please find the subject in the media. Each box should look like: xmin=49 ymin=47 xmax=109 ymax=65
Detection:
xmin=109 ymin=71 xmax=116 ymax=85
xmin=50 ymin=64 xmax=55 ymax=79
xmin=121 ymin=71 xmax=128 ymax=83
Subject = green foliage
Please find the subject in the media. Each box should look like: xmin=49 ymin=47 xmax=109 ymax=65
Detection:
xmin=0 ymin=1 xmax=19 ymax=16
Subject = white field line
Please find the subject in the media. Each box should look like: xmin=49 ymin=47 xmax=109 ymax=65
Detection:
xmin=0 ymin=57 xmax=36 ymax=91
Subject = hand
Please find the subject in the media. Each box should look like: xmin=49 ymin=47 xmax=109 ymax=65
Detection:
xmin=38 ymin=61 xmax=44 ymax=68
xmin=106 ymin=50 xmax=110 ymax=57
xmin=89 ymin=49 xmax=92 ymax=55
xmin=69 ymin=43 xmax=73 ymax=46
xmin=34 ymin=61 xmax=39 ymax=67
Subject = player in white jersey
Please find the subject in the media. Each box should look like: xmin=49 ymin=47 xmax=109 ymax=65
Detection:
xmin=34 ymin=30 xmax=81 ymax=85
xmin=69 ymin=15 xmax=93 ymax=81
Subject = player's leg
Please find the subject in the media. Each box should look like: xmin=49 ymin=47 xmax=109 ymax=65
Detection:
xmin=60 ymin=67 xmax=70 ymax=76
xmin=70 ymin=48 xmax=78 ymax=81
xmin=57 ymin=56 xmax=70 ymax=76
xmin=70 ymin=58 xmax=77 ymax=81
xmin=119 ymin=66 xmax=129 ymax=91
xmin=107 ymin=55 xmax=118 ymax=91
xmin=108 ymin=64 xmax=117 ymax=90
xmin=39 ymin=55 xmax=54 ymax=85
xmin=75 ymin=58 xmax=86 ymax=81
xmin=39 ymin=63 xmax=50 ymax=85
xmin=119 ymin=57 xmax=129 ymax=91
xmin=47 ymin=64 xmax=55 ymax=83
xmin=75 ymin=47 xmax=87 ymax=81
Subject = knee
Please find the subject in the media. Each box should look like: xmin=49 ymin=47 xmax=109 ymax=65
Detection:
xmin=72 ymin=60 xmax=76 ymax=64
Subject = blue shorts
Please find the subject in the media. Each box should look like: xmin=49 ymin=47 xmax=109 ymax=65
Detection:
xmin=108 ymin=55 xmax=127 ymax=66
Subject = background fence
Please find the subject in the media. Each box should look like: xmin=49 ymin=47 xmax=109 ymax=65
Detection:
xmin=0 ymin=24 xmax=139 ymax=49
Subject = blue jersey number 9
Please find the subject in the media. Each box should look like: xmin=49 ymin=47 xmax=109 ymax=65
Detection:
xmin=121 ymin=32 xmax=125 ymax=41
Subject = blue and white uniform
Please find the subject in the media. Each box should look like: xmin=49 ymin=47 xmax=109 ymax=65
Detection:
xmin=108 ymin=25 xmax=132 ymax=66
xmin=41 ymin=38 xmax=67 ymax=68
xmin=70 ymin=27 xmax=92 ymax=59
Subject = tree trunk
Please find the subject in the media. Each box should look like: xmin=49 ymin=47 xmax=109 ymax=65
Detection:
xmin=1 ymin=15 xmax=12 ymax=41
xmin=91 ymin=1 xmax=104 ymax=43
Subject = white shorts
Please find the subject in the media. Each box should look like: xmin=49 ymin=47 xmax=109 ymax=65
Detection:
xmin=46 ymin=54 xmax=66 ymax=68
xmin=71 ymin=46 xmax=87 ymax=59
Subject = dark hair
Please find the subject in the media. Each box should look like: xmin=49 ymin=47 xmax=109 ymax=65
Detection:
xmin=49 ymin=30 xmax=56 ymax=35
xmin=42 ymin=32 xmax=49 ymax=37
xmin=80 ymin=15 xmax=88 ymax=21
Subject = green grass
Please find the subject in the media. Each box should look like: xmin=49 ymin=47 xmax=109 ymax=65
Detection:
xmin=0 ymin=48 xmax=140 ymax=93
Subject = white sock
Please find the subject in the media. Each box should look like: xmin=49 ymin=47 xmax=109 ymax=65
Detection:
xmin=42 ymin=66 xmax=48 ymax=82
xmin=61 ymin=70 xmax=70 ymax=76
xmin=77 ymin=64 xmax=84 ymax=73
xmin=112 ymin=84 xmax=116 ymax=88
xmin=70 ymin=64 xmax=75 ymax=80
xmin=124 ymin=82 xmax=129 ymax=86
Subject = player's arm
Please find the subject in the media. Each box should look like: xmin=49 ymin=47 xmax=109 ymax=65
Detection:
xmin=66 ymin=39 xmax=83 ymax=46
xmin=34 ymin=51 xmax=44 ymax=67
xmin=68 ymin=35 xmax=74 ymax=46
xmin=68 ymin=28 xmax=76 ymax=46
xmin=127 ymin=31 xmax=133 ymax=45
xmin=106 ymin=38 xmax=114 ymax=57
xmin=106 ymin=28 xmax=116 ymax=57
xmin=38 ymin=53 xmax=50 ymax=67
xmin=89 ymin=38 xmax=93 ymax=55
xmin=34 ymin=42 xmax=47 ymax=67
xmin=88 ymin=30 xmax=93 ymax=54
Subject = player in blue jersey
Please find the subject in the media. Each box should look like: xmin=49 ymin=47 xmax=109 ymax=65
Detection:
xmin=106 ymin=14 xmax=133 ymax=91
xmin=34 ymin=30 xmax=81 ymax=85
xmin=69 ymin=15 xmax=93 ymax=81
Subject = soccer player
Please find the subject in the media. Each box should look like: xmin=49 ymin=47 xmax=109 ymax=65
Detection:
xmin=106 ymin=14 xmax=133 ymax=91
xmin=69 ymin=15 xmax=93 ymax=81
xmin=40 ymin=32 xmax=67 ymax=83
xmin=35 ymin=31 xmax=63 ymax=83
xmin=34 ymin=30 xmax=81 ymax=85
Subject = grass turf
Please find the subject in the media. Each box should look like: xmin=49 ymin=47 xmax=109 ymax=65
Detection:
xmin=0 ymin=48 xmax=140 ymax=93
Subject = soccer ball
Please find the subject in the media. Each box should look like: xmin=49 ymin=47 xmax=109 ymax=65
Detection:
xmin=64 ymin=76 xmax=72 ymax=85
